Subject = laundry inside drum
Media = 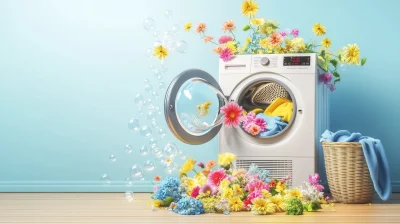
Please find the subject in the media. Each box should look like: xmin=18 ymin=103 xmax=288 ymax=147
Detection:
xmin=238 ymin=80 xmax=295 ymax=138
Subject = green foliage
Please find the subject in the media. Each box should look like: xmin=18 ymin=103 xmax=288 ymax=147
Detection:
xmin=361 ymin=58 xmax=367 ymax=66
xmin=320 ymin=50 xmax=326 ymax=58
xmin=286 ymin=197 xmax=304 ymax=215
xmin=330 ymin=59 xmax=338 ymax=68
xmin=303 ymin=201 xmax=322 ymax=212
xmin=242 ymin=25 xmax=251 ymax=31
xmin=162 ymin=197 xmax=175 ymax=207
xmin=334 ymin=78 xmax=341 ymax=84
xmin=333 ymin=71 xmax=340 ymax=78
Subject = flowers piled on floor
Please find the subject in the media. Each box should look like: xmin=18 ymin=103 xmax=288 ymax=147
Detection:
xmin=151 ymin=152 xmax=326 ymax=215
xmin=184 ymin=0 xmax=367 ymax=90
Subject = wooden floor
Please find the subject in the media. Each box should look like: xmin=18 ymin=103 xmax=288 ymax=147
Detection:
xmin=1 ymin=193 xmax=400 ymax=223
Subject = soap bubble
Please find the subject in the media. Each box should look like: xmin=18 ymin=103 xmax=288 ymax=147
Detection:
xmin=128 ymin=119 xmax=140 ymax=131
xmin=149 ymin=64 xmax=155 ymax=70
xmin=172 ymin=24 xmax=179 ymax=33
xmin=109 ymin=154 xmax=116 ymax=162
xmin=339 ymin=63 xmax=348 ymax=71
xmin=144 ymin=160 xmax=156 ymax=171
xmin=149 ymin=138 xmax=157 ymax=147
xmin=145 ymin=48 xmax=152 ymax=57
xmin=164 ymin=162 xmax=178 ymax=174
xmin=147 ymin=110 xmax=157 ymax=120
xmin=151 ymin=119 xmax=158 ymax=128
xmin=153 ymin=30 xmax=161 ymax=39
xmin=178 ymin=150 xmax=187 ymax=160
xmin=130 ymin=164 xmax=143 ymax=177
xmin=125 ymin=177 xmax=133 ymax=187
xmin=164 ymin=10 xmax=173 ymax=19
xmin=124 ymin=144 xmax=133 ymax=154
xmin=160 ymin=65 xmax=168 ymax=74
xmin=147 ymin=98 xmax=152 ymax=105
xmin=155 ymin=106 xmax=162 ymax=115
xmin=148 ymin=104 xmax=155 ymax=111
xmin=140 ymin=125 xmax=152 ymax=137
xmin=134 ymin=93 xmax=144 ymax=104
xmin=152 ymin=91 xmax=159 ymax=99
xmin=158 ymin=128 xmax=166 ymax=139
xmin=152 ymin=146 xmax=163 ymax=158
xmin=100 ymin=174 xmax=111 ymax=184
xmin=125 ymin=191 xmax=134 ymax=202
xmin=137 ymin=102 xmax=144 ymax=114
xmin=143 ymin=18 xmax=156 ymax=31
xmin=144 ymin=79 xmax=150 ymax=85
xmin=158 ymin=82 xmax=166 ymax=91
xmin=163 ymin=142 xmax=178 ymax=157
xmin=176 ymin=40 xmax=188 ymax=53
xmin=140 ymin=145 xmax=149 ymax=156
xmin=145 ymin=84 xmax=153 ymax=92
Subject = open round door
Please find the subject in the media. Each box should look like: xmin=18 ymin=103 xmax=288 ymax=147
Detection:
xmin=164 ymin=69 xmax=227 ymax=145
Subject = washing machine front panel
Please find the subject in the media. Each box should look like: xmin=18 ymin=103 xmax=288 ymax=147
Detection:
xmin=164 ymin=69 xmax=227 ymax=145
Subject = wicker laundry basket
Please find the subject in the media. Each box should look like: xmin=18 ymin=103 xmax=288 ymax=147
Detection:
xmin=322 ymin=142 xmax=374 ymax=203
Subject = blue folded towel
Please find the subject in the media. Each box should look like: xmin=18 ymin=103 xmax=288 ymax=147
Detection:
xmin=321 ymin=130 xmax=391 ymax=201
xmin=256 ymin=114 xmax=288 ymax=137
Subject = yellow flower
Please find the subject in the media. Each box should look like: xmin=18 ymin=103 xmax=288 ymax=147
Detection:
xmin=229 ymin=197 xmax=244 ymax=212
xmin=152 ymin=199 xmax=163 ymax=207
xmin=290 ymin=37 xmax=306 ymax=52
xmin=232 ymin=184 xmax=244 ymax=197
xmin=343 ymin=44 xmax=361 ymax=65
xmin=261 ymin=189 xmax=272 ymax=199
xmin=252 ymin=198 xmax=276 ymax=215
xmin=259 ymin=38 xmax=269 ymax=48
xmin=220 ymin=179 xmax=230 ymax=189
xmin=312 ymin=23 xmax=326 ymax=36
xmin=222 ymin=188 xmax=234 ymax=199
xmin=321 ymin=38 xmax=332 ymax=48
xmin=218 ymin=152 xmax=237 ymax=166
xmin=276 ymin=182 xmax=286 ymax=193
xmin=288 ymin=189 xmax=303 ymax=198
xmin=194 ymin=173 xmax=207 ymax=186
xmin=250 ymin=18 xmax=265 ymax=26
xmin=238 ymin=45 xmax=248 ymax=54
xmin=226 ymin=41 xmax=237 ymax=54
xmin=184 ymin=22 xmax=192 ymax=31
xmin=180 ymin=158 xmax=196 ymax=175
xmin=245 ymin=37 xmax=252 ymax=44
xmin=241 ymin=0 xmax=259 ymax=17
xmin=270 ymin=195 xmax=286 ymax=212
xmin=153 ymin=45 xmax=168 ymax=60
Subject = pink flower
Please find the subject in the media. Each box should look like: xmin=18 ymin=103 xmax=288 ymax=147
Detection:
xmin=197 ymin=162 xmax=205 ymax=168
xmin=242 ymin=112 xmax=256 ymax=128
xmin=222 ymin=20 xmax=236 ymax=32
xmin=247 ymin=123 xmax=261 ymax=135
xmin=218 ymin=35 xmax=233 ymax=44
xmin=320 ymin=73 xmax=332 ymax=84
xmin=207 ymin=168 xmax=227 ymax=186
xmin=191 ymin=186 xmax=200 ymax=198
xmin=314 ymin=184 xmax=324 ymax=191
xmin=200 ymin=183 xmax=216 ymax=195
xmin=279 ymin=31 xmax=287 ymax=37
xmin=220 ymin=48 xmax=234 ymax=62
xmin=291 ymin=28 xmax=299 ymax=37
xmin=327 ymin=83 xmax=336 ymax=92
xmin=220 ymin=102 xmax=243 ymax=127
xmin=309 ymin=173 xmax=320 ymax=185
xmin=153 ymin=185 xmax=159 ymax=194
xmin=268 ymin=32 xmax=284 ymax=46
xmin=245 ymin=180 xmax=270 ymax=192
xmin=254 ymin=117 xmax=267 ymax=131
xmin=203 ymin=36 xmax=214 ymax=43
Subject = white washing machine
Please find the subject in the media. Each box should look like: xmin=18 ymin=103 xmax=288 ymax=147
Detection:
xmin=164 ymin=53 xmax=329 ymax=187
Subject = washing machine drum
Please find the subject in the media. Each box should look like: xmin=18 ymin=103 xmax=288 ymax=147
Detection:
xmin=251 ymin=83 xmax=289 ymax=105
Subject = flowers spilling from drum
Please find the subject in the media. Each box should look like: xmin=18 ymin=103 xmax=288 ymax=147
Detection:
xmin=151 ymin=152 xmax=328 ymax=215
xmin=184 ymin=0 xmax=367 ymax=91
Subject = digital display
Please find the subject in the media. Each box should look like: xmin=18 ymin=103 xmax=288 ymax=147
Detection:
xmin=283 ymin=56 xmax=310 ymax=66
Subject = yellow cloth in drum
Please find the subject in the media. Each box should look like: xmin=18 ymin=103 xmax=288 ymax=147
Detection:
xmin=264 ymin=98 xmax=293 ymax=123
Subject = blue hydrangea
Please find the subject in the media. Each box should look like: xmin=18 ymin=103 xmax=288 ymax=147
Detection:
xmin=154 ymin=177 xmax=185 ymax=201
xmin=172 ymin=197 xmax=205 ymax=215
xmin=248 ymin=163 xmax=271 ymax=183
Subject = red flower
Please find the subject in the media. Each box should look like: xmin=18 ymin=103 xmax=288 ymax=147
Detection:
xmin=220 ymin=102 xmax=244 ymax=127
xmin=191 ymin=186 xmax=200 ymax=198
xmin=197 ymin=162 xmax=205 ymax=169
xmin=154 ymin=175 xmax=161 ymax=181
xmin=269 ymin=180 xmax=277 ymax=187
xmin=207 ymin=169 xmax=227 ymax=186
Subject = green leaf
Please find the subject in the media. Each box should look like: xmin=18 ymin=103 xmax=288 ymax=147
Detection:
xmin=330 ymin=59 xmax=338 ymax=68
xmin=242 ymin=25 xmax=251 ymax=31
xmin=361 ymin=58 xmax=367 ymax=66
xmin=334 ymin=78 xmax=341 ymax=84
xmin=333 ymin=71 xmax=340 ymax=78
xmin=338 ymin=54 xmax=342 ymax=61
xmin=320 ymin=50 xmax=326 ymax=58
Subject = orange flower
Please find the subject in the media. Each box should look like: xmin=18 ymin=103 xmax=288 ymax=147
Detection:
xmin=154 ymin=175 xmax=161 ymax=181
xmin=203 ymin=36 xmax=214 ymax=43
xmin=267 ymin=32 xmax=284 ymax=46
xmin=202 ymin=169 xmax=211 ymax=176
xmin=206 ymin=160 xmax=217 ymax=169
xmin=222 ymin=20 xmax=236 ymax=32
xmin=212 ymin=46 xmax=224 ymax=55
xmin=196 ymin=23 xmax=207 ymax=33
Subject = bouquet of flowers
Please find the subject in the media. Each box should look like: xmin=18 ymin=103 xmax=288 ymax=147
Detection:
xmin=151 ymin=152 xmax=326 ymax=215
xmin=184 ymin=0 xmax=366 ymax=91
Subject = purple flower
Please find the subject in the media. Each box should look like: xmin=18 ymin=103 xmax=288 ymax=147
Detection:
xmin=200 ymin=183 xmax=216 ymax=195
xmin=320 ymin=73 xmax=332 ymax=84
xmin=279 ymin=31 xmax=287 ymax=37
xmin=327 ymin=83 xmax=336 ymax=92
xmin=291 ymin=28 xmax=299 ymax=37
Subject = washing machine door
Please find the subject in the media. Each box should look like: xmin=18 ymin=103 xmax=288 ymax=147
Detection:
xmin=164 ymin=69 xmax=227 ymax=145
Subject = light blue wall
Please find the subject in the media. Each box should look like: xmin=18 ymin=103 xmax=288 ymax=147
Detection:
xmin=0 ymin=0 xmax=399 ymax=192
